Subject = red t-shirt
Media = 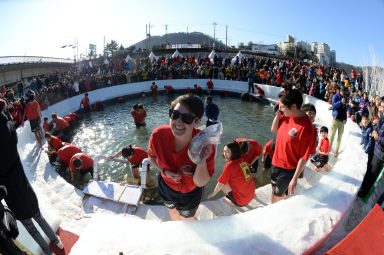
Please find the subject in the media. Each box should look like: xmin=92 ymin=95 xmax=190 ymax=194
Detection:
xmin=69 ymin=153 xmax=94 ymax=172
xmin=51 ymin=136 xmax=63 ymax=150
xmin=319 ymin=137 xmax=330 ymax=154
xmin=130 ymin=109 xmax=147 ymax=124
xmin=43 ymin=121 xmax=49 ymax=131
xmin=310 ymin=126 xmax=318 ymax=155
xmin=148 ymin=125 xmax=215 ymax=193
xmin=207 ymin=81 xmax=214 ymax=88
xmin=185 ymin=88 xmax=192 ymax=93
xmin=165 ymin=86 xmax=174 ymax=92
xmin=256 ymin=87 xmax=264 ymax=94
xmin=81 ymin=97 xmax=90 ymax=108
xmin=58 ymin=144 xmax=81 ymax=166
xmin=63 ymin=116 xmax=73 ymax=123
xmin=24 ymin=100 xmax=40 ymax=120
xmin=151 ymin=84 xmax=158 ymax=92
xmin=129 ymin=147 xmax=148 ymax=165
xmin=195 ymin=86 xmax=202 ymax=91
xmin=218 ymin=158 xmax=255 ymax=206
xmin=54 ymin=117 xmax=69 ymax=130
xmin=272 ymin=115 xmax=314 ymax=170
xmin=235 ymin=138 xmax=262 ymax=164
xmin=263 ymin=139 xmax=275 ymax=159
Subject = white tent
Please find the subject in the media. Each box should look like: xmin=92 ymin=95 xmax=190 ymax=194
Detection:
xmin=231 ymin=51 xmax=244 ymax=67
xmin=172 ymin=49 xmax=183 ymax=58
xmin=208 ymin=50 xmax=216 ymax=59
xmin=149 ymin=52 xmax=158 ymax=62
xmin=125 ymin=55 xmax=132 ymax=62
xmin=104 ymin=59 xmax=109 ymax=65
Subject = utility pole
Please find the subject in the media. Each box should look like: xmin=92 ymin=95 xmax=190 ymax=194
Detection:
xmin=149 ymin=22 xmax=151 ymax=51
xmin=213 ymin=22 xmax=217 ymax=49
xmin=165 ymin=24 xmax=168 ymax=46
xmin=146 ymin=24 xmax=148 ymax=51
xmin=225 ymin=24 xmax=228 ymax=49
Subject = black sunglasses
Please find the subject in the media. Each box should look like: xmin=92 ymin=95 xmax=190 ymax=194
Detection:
xmin=169 ymin=109 xmax=197 ymax=124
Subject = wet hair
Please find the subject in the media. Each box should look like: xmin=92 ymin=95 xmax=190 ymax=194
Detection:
xmin=85 ymin=93 xmax=88 ymax=96
xmin=278 ymin=80 xmax=303 ymax=109
xmin=51 ymin=113 xmax=58 ymax=119
xmin=320 ymin=126 xmax=328 ymax=134
xmin=44 ymin=117 xmax=48 ymax=121
xmin=122 ymin=145 xmax=134 ymax=158
xmin=238 ymin=140 xmax=250 ymax=156
xmin=133 ymin=104 xmax=139 ymax=110
xmin=206 ymin=95 xmax=213 ymax=103
xmin=138 ymin=104 xmax=144 ymax=109
xmin=224 ymin=140 xmax=242 ymax=160
xmin=171 ymin=94 xmax=204 ymax=119
xmin=301 ymin=103 xmax=316 ymax=114
xmin=44 ymin=132 xmax=52 ymax=138
xmin=72 ymin=158 xmax=82 ymax=168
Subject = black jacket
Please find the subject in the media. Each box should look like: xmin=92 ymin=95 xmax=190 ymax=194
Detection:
xmin=0 ymin=113 xmax=39 ymax=220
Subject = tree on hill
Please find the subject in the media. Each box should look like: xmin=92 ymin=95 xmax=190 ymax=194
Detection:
xmin=104 ymin=40 xmax=119 ymax=57
xmin=238 ymin=42 xmax=246 ymax=50
xmin=247 ymin=41 xmax=253 ymax=50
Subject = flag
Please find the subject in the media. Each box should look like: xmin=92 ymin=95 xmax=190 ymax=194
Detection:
xmin=89 ymin=61 xmax=92 ymax=67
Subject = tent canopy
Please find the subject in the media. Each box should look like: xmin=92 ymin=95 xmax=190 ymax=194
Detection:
xmin=231 ymin=51 xmax=244 ymax=67
xmin=149 ymin=52 xmax=158 ymax=62
xmin=172 ymin=50 xmax=183 ymax=58
xmin=104 ymin=59 xmax=109 ymax=65
xmin=208 ymin=50 xmax=217 ymax=59
xmin=125 ymin=55 xmax=132 ymax=62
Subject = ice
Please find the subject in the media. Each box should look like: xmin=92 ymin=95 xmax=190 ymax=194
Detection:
xmin=14 ymin=80 xmax=376 ymax=254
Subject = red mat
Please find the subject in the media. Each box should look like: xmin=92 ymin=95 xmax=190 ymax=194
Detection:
xmin=326 ymin=204 xmax=384 ymax=255
xmin=49 ymin=227 xmax=79 ymax=255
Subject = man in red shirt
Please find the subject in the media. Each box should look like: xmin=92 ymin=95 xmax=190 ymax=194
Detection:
xmin=49 ymin=113 xmax=69 ymax=135
xmin=111 ymin=145 xmax=148 ymax=179
xmin=69 ymin=153 xmax=94 ymax=187
xmin=164 ymin=85 xmax=174 ymax=95
xmin=206 ymin=78 xmax=214 ymax=95
xmin=130 ymin=104 xmax=147 ymax=127
xmin=194 ymin=84 xmax=203 ymax=96
xmin=22 ymin=91 xmax=43 ymax=149
xmin=49 ymin=144 xmax=81 ymax=166
xmin=150 ymin=82 xmax=158 ymax=97
xmin=148 ymin=94 xmax=215 ymax=221
xmin=80 ymin=93 xmax=91 ymax=113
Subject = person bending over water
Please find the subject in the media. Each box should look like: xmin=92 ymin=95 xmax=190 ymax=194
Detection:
xmin=148 ymin=94 xmax=215 ymax=221
xmin=208 ymin=141 xmax=256 ymax=207
xmin=270 ymin=81 xmax=314 ymax=203
xmin=130 ymin=104 xmax=147 ymax=127
xmin=111 ymin=145 xmax=148 ymax=179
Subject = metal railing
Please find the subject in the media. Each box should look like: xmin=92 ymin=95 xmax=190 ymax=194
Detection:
xmin=0 ymin=56 xmax=74 ymax=65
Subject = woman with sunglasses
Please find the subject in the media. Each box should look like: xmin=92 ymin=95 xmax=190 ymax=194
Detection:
xmin=207 ymin=141 xmax=255 ymax=207
xmin=148 ymin=94 xmax=215 ymax=221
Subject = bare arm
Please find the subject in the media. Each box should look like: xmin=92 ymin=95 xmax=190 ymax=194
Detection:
xmin=111 ymin=150 xmax=122 ymax=158
xmin=149 ymin=155 xmax=181 ymax=183
xmin=207 ymin=182 xmax=224 ymax=199
xmin=271 ymin=111 xmax=281 ymax=133
xmin=287 ymin=158 xmax=308 ymax=195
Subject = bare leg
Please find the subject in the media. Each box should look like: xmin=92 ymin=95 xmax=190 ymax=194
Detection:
xmin=324 ymin=163 xmax=330 ymax=172
xmin=168 ymin=208 xmax=197 ymax=221
xmin=271 ymin=186 xmax=286 ymax=204
xmin=132 ymin=167 xmax=140 ymax=179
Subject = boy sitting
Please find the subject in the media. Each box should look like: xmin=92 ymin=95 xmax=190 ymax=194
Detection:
xmin=311 ymin=126 xmax=330 ymax=172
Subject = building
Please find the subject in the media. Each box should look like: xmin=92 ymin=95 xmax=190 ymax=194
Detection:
xmin=311 ymin=42 xmax=336 ymax=66
xmin=251 ymin=43 xmax=281 ymax=56
xmin=278 ymin=35 xmax=311 ymax=56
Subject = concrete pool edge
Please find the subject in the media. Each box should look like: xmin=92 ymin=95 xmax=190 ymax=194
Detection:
xmin=17 ymin=79 xmax=367 ymax=254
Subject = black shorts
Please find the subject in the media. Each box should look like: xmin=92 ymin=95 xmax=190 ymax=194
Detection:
xmin=131 ymin=164 xmax=140 ymax=169
xmin=158 ymin=174 xmax=203 ymax=218
xmin=250 ymin=160 xmax=259 ymax=174
xmin=225 ymin=191 xmax=244 ymax=207
xmin=80 ymin=167 xmax=94 ymax=177
xmin=271 ymin=165 xmax=295 ymax=197
xmin=135 ymin=122 xmax=146 ymax=128
xmin=264 ymin=155 xmax=272 ymax=169
xmin=311 ymin=155 xmax=329 ymax=168
xmin=30 ymin=117 xmax=41 ymax=132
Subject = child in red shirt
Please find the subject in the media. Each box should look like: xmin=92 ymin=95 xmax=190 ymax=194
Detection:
xmin=151 ymin=82 xmax=158 ymax=97
xmin=208 ymin=141 xmax=255 ymax=207
xmin=69 ymin=153 xmax=94 ymax=187
xmin=311 ymin=126 xmax=330 ymax=172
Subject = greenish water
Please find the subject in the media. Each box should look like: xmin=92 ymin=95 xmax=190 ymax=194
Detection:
xmin=70 ymin=94 xmax=275 ymax=200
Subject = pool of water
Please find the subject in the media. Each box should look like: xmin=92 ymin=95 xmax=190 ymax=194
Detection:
xmin=70 ymin=94 xmax=275 ymax=199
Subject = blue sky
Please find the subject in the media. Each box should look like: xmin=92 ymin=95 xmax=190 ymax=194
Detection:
xmin=0 ymin=0 xmax=383 ymax=66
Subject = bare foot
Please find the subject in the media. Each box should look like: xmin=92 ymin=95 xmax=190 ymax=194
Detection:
xmin=334 ymin=151 xmax=338 ymax=157
xmin=314 ymin=167 xmax=321 ymax=172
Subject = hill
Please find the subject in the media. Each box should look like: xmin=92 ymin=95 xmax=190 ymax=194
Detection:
xmin=131 ymin=32 xmax=226 ymax=50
